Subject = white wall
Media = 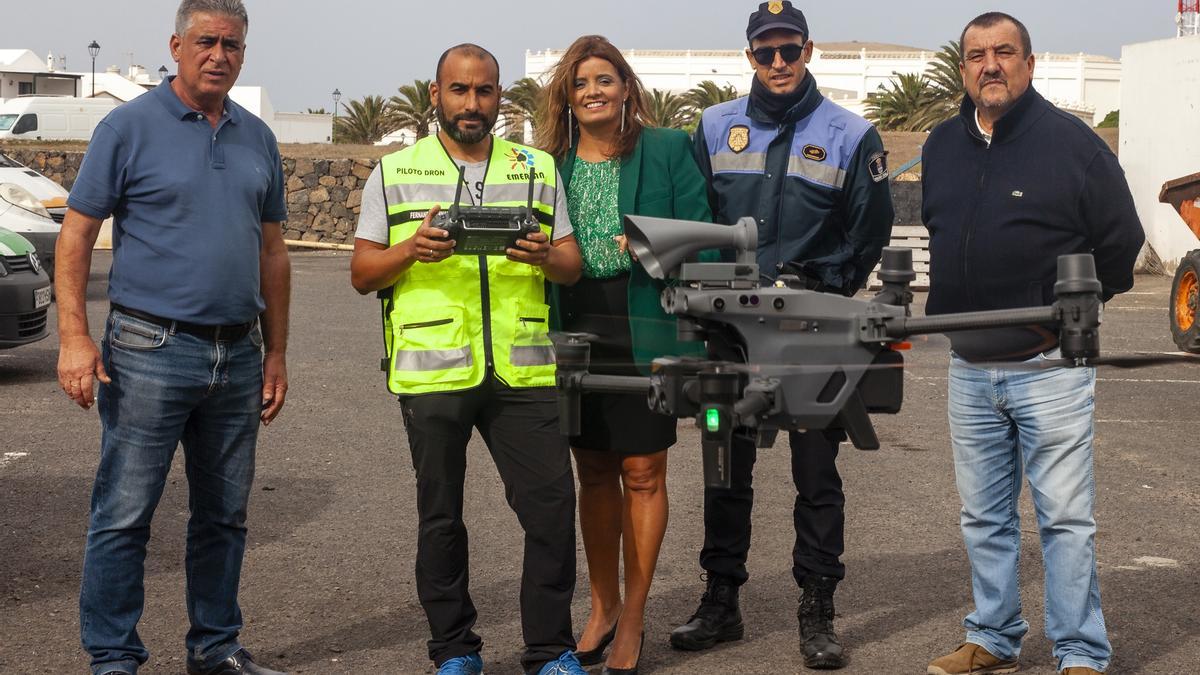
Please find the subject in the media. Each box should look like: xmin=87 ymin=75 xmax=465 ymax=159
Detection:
xmin=1119 ymin=35 xmax=1200 ymax=268
xmin=274 ymin=112 xmax=332 ymax=144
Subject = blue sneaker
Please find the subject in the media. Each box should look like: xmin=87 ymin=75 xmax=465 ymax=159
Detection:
xmin=437 ymin=652 xmax=483 ymax=675
xmin=536 ymin=650 xmax=587 ymax=675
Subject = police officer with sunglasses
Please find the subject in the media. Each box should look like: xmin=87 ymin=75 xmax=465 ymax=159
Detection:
xmin=671 ymin=2 xmax=894 ymax=670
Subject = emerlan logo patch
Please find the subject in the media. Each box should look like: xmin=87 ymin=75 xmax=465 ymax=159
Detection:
xmin=868 ymin=151 xmax=889 ymax=183
xmin=728 ymin=125 xmax=750 ymax=153
xmin=802 ymin=144 xmax=827 ymax=162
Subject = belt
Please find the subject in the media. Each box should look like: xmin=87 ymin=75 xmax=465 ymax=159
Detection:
xmin=112 ymin=304 xmax=256 ymax=342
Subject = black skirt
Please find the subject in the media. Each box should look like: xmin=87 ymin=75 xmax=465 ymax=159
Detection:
xmin=560 ymin=273 xmax=677 ymax=455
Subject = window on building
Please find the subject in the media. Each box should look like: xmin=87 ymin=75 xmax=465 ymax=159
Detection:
xmin=17 ymin=82 xmax=34 ymax=96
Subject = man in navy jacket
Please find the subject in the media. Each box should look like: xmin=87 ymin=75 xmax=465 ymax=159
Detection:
xmin=672 ymin=2 xmax=893 ymax=670
xmin=922 ymin=12 xmax=1143 ymax=675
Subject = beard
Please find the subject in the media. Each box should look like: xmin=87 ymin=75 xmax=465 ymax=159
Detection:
xmin=438 ymin=107 xmax=495 ymax=145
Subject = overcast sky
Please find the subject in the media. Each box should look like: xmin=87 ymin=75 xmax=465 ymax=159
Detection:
xmin=10 ymin=0 xmax=1180 ymax=112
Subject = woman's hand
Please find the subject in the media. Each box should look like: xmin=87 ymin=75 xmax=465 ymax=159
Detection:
xmin=614 ymin=235 xmax=638 ymax=261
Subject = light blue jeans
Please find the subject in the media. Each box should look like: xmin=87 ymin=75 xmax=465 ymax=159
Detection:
xmin=80 ymin=308 xmax=263 ymax=675
xmin=948 ymin=350 xmax=1109 ymax=672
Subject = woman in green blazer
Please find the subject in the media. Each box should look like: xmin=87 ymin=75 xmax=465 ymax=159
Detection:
xmin=536 ymin=35 xmax=713 ymax=675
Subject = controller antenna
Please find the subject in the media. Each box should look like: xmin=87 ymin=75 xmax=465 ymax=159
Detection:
xmin=450 ymin=164 xmax=465 ymax=220
xmin=526 ymin=162 xmax=536 ymax=218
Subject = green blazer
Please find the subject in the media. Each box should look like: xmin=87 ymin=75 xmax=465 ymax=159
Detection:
xmin=553 ymin=126 xmax=714 ymax=374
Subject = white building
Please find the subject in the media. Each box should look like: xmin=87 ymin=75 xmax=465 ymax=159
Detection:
xmin=2 ymin=47 xmax=331 ymax=144
xmin=226 ymin=86 xmax=332 ymax=144
xmin=79 ymin=65 xmax=159 ymax=102
xmin=1119 ymin=33 xmax=1200 ymax=269
xmin=0 ymin=49 xmax=80 ymax=101
xmin=525 ymin=41 xmax=1121 ymax=125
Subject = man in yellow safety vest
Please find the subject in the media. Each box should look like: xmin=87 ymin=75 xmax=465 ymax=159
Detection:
xmin=350 ymin=43 xmax=585 ymax=675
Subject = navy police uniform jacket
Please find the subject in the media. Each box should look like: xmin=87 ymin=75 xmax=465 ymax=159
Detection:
xmin=693 ymin=73 xmax=894 ymax=294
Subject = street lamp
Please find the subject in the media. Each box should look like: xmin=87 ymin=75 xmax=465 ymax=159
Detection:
xmin=158 ymin=65 xmax=168 ymax=82
xmin=87 ymin=41 xmax=100 ymax=97
xmin=331 ymin=88 xmax=341 ymax=143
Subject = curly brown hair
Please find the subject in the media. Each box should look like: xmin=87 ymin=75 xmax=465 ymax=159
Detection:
xmin=534 ymin=35 xmax=649 ymax=161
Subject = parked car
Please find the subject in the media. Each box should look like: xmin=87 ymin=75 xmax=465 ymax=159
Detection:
xmin=0 ymin=96 xmax=116 ymax=141
xmin=0 ymin=182 xmax=59 ymax=279
xmin=0 ymin=225 xmax=51 ymax=348
xmin=0 ymin=151 xmax=70 ymax=222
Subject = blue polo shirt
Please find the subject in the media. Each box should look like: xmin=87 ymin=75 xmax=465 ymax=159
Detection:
xmin=69 ymin=77 xmax=287 ymax=324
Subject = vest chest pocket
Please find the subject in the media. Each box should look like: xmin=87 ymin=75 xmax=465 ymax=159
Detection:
xmin=391 ymin=305 xmax=474 ymax=383
xmin=510 ymin=302 xmax=555 ymax=368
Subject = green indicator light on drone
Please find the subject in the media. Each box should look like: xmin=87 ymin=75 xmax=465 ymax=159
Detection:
xmin=705 ymin=408 xmax=721 ymax=432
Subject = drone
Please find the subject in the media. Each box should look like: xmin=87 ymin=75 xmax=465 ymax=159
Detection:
xmin=553 ymin=215 xmax=1196 ymax=490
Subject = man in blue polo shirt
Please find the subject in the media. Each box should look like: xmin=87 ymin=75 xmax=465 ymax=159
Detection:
xmin=55 ymin=1 xmax=291 ymax=674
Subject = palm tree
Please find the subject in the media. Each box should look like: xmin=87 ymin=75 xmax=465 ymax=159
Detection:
xmin=502 ymin=77 xmax=544 ymax=142
xmin=334 ymin=95 xmax=397 ymax=144
xmin=682 ymin=80 xmax=739 ymax=114
xmin=864 ymin=73 xmax=945 ymax=132
xmin=925 ymin=41 xmax=964 ymax=114
xmin=678 ymin=80 xmax=740 ymax=132
xmin=389 ymin=79 xmax=436 ymax=141
xmin=643 ymin=89 xmax=691 ymax=129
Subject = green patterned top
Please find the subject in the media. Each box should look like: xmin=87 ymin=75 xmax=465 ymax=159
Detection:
xmin=567 ymin=156 xmax=630 ymax=279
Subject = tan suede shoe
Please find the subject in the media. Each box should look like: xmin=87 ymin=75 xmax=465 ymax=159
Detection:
xmin=927 ymin=643 xmax=1020 ymax=675
xmin=1060 ymin=669 xmax=1102 ymax=674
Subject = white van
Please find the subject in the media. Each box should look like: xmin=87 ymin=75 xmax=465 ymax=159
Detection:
xmin=0 ymin=97 xmax=117 ymax=141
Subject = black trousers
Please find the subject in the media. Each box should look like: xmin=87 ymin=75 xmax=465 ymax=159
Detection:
xmin=400 ymin=377 xmax=576 ymax=673
xmin=699 ymin=428 xmax=847 ymax=588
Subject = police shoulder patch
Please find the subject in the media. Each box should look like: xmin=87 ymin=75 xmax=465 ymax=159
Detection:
xmin=802 ymin=144 xmax=827 ymax=162
xmin=728 ymin=125 xmax=750 ymax=153
xmin=868 ymin=150 xmax=889 ymax=183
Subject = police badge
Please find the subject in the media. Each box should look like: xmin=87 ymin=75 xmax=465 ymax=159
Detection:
xmin=728 ymin=125 xmax=750 ymax=153
xmin=768 ymin=1 xmax=784 ymax=13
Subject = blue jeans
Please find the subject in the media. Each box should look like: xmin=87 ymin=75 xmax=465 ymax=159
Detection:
xmin=80 ymin=308 xmax=264 ymax=675
xmin=948 ymin=350 xmax=1109 ymax=672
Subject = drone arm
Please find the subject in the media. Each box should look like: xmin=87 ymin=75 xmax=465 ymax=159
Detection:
xmin=557 ymin=372 xmax=651 ymax=436
xmin=574 ymin=373 xmax=652 ymax=394
xmin=883 ymin=306 xmax=1059 ymax=339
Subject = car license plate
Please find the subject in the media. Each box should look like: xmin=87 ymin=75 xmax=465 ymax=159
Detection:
xmin=34 ymin=285 xmax=52 ymax=309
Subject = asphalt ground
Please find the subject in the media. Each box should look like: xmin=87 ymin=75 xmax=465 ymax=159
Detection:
xmin=2 ymin=251 xmax=1197 ymax=674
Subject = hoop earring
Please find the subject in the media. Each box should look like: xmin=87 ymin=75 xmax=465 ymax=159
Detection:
xmin=620 ymin=100 xmax=626 ymax=134
xmin=567 ymin=106 xmax=574 ymax=148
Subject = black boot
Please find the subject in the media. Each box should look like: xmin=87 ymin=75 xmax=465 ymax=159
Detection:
xmin=669 ymin=573 xmax=745 ymax=651
xmin=797 ymin=575 xmax=846 ymax=669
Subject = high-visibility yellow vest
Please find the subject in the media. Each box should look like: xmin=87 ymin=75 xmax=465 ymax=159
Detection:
xmin=378 ymin=135 xmax=558 ymax=395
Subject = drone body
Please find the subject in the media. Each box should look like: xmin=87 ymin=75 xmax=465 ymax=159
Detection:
xmin=556 ymin=215 xmax=1108 ymax=488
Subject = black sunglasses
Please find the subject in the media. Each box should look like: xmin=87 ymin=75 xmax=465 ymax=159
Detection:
xmin=750 ymin=43 xmax=806 ymax=66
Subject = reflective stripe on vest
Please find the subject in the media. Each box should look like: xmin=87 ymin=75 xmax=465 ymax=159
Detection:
xmin=383 ymin=182 xmax=558 ymax=211
xmin=377 ymin=135 xmax=558 ymax=395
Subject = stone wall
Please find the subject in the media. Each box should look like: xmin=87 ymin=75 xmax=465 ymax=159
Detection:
xmin=4 ymin=149 xmax=83 ymax=191
xmin=1 ymin=148 xmax=378 ymax=244
xmin=280 ymin=157 xmax=375 ymax=244
xmin=4 ymin=147 xmax=924 ymax=240
xmin=891 ymin=181 xmax=922 ymax=225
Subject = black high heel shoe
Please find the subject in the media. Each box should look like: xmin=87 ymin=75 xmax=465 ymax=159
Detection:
xmin=601 ymin=632 xmax=644 ymax=675
xmin=575 ymin=621 xmax=618 ymax=666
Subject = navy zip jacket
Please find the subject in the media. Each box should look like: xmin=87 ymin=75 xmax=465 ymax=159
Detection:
xmin=922 ymin=87 xmax=1145 ymax=361
xmin=693 ymin=74 xmax=894 ymax=294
